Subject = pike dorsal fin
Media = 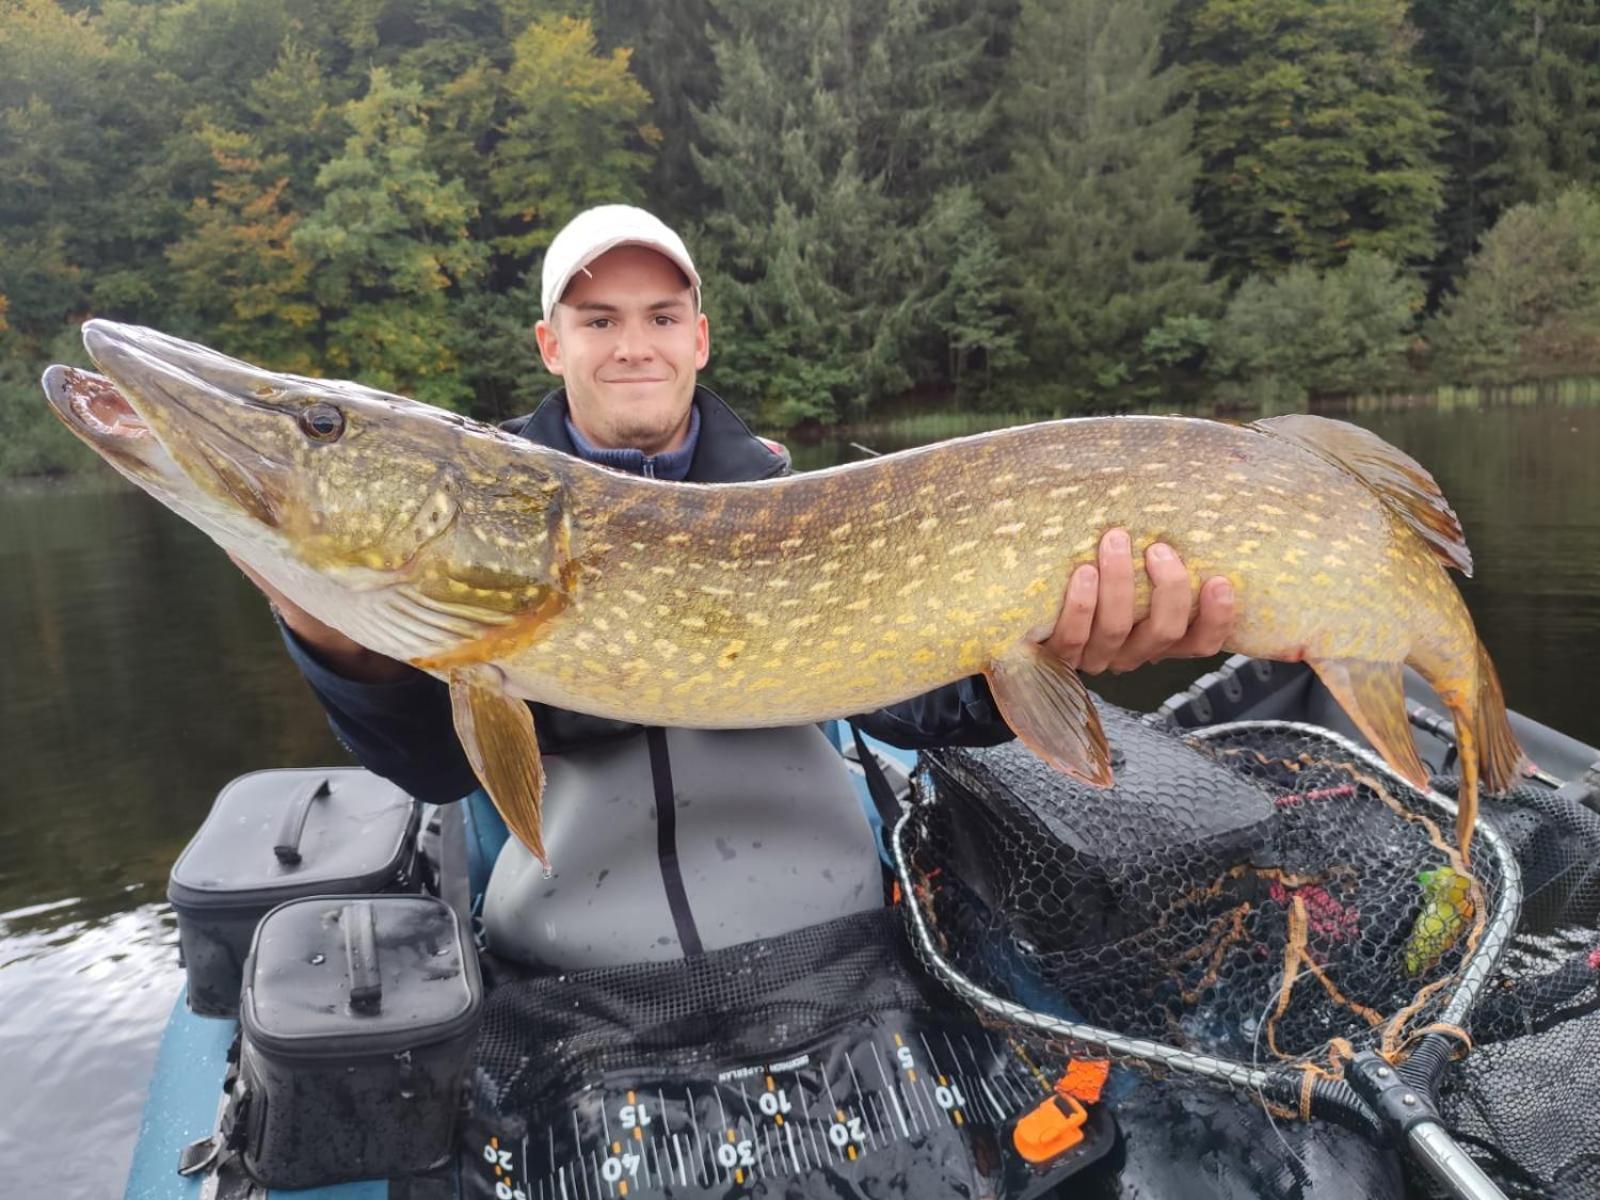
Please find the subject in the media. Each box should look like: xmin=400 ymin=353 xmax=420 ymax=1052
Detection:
xmin=1251 ymin=414 xmax=1472 ymax=577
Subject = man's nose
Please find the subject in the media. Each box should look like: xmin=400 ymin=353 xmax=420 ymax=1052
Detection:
xmin=612 ymin=323 xmax=653 ymax=361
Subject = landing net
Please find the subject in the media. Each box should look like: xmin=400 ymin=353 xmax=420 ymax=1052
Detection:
xmin=890 ymin=708 xmax=1522 ymax=1115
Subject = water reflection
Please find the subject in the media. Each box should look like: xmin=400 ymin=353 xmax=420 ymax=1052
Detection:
xmin=2 ymin=400 xmax=1598 ymax=1195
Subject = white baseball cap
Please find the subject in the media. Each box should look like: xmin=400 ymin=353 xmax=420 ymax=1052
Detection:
xmin=540 ymin=204 xmax=702 ymax=320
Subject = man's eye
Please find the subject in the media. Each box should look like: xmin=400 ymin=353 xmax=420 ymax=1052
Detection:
xmin=652 ymin=315 xmax=677 ymax=326
xmin=587 ymin=318 xmax=614 ymax=330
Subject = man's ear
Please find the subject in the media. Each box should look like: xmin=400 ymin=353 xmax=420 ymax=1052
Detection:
xmin=535 ymin=318 xmax=564 ymax=375
xmin=694 ymin=312 xmax=710 ymax=371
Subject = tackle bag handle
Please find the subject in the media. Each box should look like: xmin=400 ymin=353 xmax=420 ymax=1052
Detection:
xmin=273 ymin=776 xmax=331 ymax=864
xmin=342 ymin=900 xmax=382 ymax=1013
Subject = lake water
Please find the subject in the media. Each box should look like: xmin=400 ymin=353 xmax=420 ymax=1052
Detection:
xmin=3 ymin=400 xmax=1598 ymax=1196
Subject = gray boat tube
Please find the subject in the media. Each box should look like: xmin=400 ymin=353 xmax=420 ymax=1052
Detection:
xmin=484 ymin=725 xmax=884 ymax=969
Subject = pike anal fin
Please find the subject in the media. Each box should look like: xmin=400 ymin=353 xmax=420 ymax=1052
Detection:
xmin=985 ymin=642 xmax=1113 ymax=786
xmin=448 ymin=669 xmax=548 ymax=867
xmin=1307 ymin=657 xmax=1429 ymax=793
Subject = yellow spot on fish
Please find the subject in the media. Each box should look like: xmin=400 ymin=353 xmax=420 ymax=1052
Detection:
xmin=951 ymin=568 xmax=977 ymax=584
xmin=700 ymin=585 xmax=734 ymax=597
xmin=747 ymin=612 xmax=769 ymax=627
xmin=1186 ymin=530 xmax=1215 ymax=543
xmin=1195 ymin=510 xmax=1219 ymax=521
xmin=918 ymin=517 xmax=940 ymax=532
xmin=681 ymin=616 xmax=707 ymax=629
xmin=1144 ymin=503 xmax=1178 ymax=514
xmin=1002 ymin=547 xmax=1019 ymax=569
xmin=1282 ymin=548 xmax=1306 ymax=565
xmin=868 ymin=536 xmax=887 ymax=551
xmin=1322 ymin=554 xmax=1345 ymax=567
xmin=845 ymin=598 xmax=871 ymax=611
xmin=781 ymin=537 xmax=804 ymax=550
xmin=830 ymin=522 xmax=853 ymax=539
xmin=809 ymin=580 xmax=833 ymax=593
xmin=651 ymin=565 xmax=676 ymax=576
xmin=1048 ymin=486 xmax=1082 ymax=498
xmin=1259 ymin=504 xmax=1286 ymax=516
xmin=907 ymin=555 xmax=926 ymax=568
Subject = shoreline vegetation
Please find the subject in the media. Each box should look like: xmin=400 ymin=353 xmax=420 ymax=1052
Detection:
xmin=4 ymin=0 xmax=1600 ymax=480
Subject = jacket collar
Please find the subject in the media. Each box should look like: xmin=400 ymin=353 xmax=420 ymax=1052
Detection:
xmin=501 ymin=385 xmax=788 ymax=483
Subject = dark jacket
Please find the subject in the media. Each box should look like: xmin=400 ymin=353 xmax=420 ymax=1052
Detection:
xmin=280 ymin=385 xmax=1014 ymax=802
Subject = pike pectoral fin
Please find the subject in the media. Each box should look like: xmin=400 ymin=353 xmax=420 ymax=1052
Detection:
xmin=985 ymin=643 xmax=1113 ymax=786
xmin=1308 ymin=657 xmax=1429 ymax=791
xmin=448 ymin=669 xmax=548 ymax=867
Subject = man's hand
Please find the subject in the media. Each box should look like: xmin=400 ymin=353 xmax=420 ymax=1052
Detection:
xmin=1041 ymin=528 xmax=1235 ymax=675
xmin=227 ymin=552 xmax=413 ymax=684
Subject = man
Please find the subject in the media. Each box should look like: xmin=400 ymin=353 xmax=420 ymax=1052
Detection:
xmin=237 ymin=204 xmax=1234 ymax=967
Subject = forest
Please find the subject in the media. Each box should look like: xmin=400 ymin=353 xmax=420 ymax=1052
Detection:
xmin=1 ymin=0 xmax=1598 ymax=475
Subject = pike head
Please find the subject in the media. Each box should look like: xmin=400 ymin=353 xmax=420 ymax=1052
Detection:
xmin=42 ymin=320 xmax=572 ymax=665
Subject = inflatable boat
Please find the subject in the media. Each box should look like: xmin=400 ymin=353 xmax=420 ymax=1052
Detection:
xmin=122 ymin=656 xmax=1600 ymax=1200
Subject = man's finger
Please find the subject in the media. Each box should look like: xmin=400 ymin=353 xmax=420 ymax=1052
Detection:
xmin=1042 ymin=563 xmax=1099 ymax=668
xmin=1107 ymin=543 xmax=1192 ymax=672
xmin=1163 ymin=575 xmax=1236 ymax=659
xmin=1079 ymin=529 xmax=1134 ymax=674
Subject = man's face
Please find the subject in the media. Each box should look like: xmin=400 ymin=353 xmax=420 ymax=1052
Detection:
xmin=535 ymin=245 xmax=710 ymax=456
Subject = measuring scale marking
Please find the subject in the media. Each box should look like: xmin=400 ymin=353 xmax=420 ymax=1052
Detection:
xmin=505 ymin=1024 xmax=1063 ymax=1197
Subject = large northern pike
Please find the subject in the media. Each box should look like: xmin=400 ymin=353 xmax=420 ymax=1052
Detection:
xmin=43 ymin=321 xmax=1525 ymax=865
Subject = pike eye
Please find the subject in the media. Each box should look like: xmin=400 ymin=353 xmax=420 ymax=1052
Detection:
xmin=299 ymin=403 xmax=345 ymax=442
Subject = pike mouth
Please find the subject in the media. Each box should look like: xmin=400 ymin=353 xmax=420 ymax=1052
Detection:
xmin=43 ymin=366 xmax=152 ymax=443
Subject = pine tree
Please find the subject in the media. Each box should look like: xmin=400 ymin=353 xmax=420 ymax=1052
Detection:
xmin=993 ymin=0 xmax=1213 ymax=408
xmin=1483 ymin=1 xmax=1600 ymax=213
xmin=591 ymin=0 xmax=719 ymax=224
xmin=1410 ymin=0 xmax=1514 ymax=294
xmin=294 ymin=68 xmax=487 ymax=406
xmin=1183 ymin=0 xmax=1445 ymax=280
xmin=487 ymin=15 xmax=658 ymax=260
xmin=693 ymin=0 xmax=1011 ymax=423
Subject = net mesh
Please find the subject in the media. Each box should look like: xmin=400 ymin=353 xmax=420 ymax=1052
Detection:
xmin=894 ymin=704 xmax=1515 ymax=1099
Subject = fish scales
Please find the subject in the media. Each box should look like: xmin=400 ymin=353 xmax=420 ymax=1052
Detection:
xmin=44 ymin=322 xmax=1528 ymax=867
xmin=498 ymin=417 xmax=1408 ymax=727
